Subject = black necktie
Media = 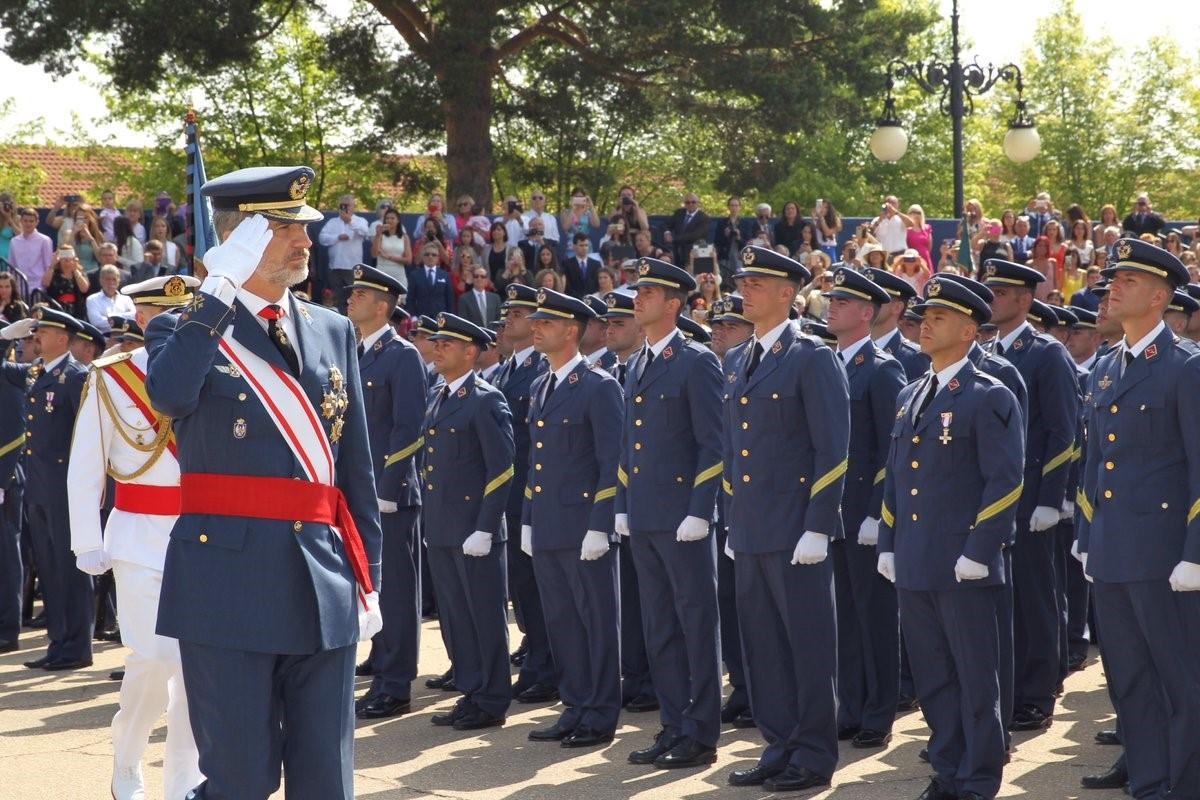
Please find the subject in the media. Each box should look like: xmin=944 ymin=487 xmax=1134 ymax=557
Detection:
xmin=618 ymin=363 xmax=627 ymax=385
xmin=1124 ymin=349 xmax=1134 ymax=372
xmin=914 ymin=374 xmax=939 ymax=424
xmin=357 ymin=342 xmax=365 ymax=359
xmin=746 ymin=341 xmax=764 ymax=378
xmin=258 ymin=304 xmax=300 ymax=377
xmin=638 ymin=347 xmax=655 ymax=381
xmin=994 ymin=341 xmax=1004 ymax=356
xmin=542 ymin=373 xmax=558 ymax=410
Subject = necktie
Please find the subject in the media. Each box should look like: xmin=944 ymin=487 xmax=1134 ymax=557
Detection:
xmin=428 ymin=268 xmax=436 ymax=283
xmin=994 ymin=341 xmax=1004 ymax=356
xmin=618 ymin=362 xmax=627 ymax=385
xmin=1123 ymin=349 xmax=1134 ymax=375
xmin=357 ymin=341 xmax=365 ymax=359
xmin=638 ymin=347 xmax=655 ymax=380
xmin=431 ymin=384 xmax=451 ymax=417
xmin=258 ymin=304 xmax=300 ymax=377
xmin=914 ymin=374 xmax=939 ymax=424
xmin=746 ymin=341 xmax=764 ymax=378
xmin=542 ymin=373 xmax=558 ymax=410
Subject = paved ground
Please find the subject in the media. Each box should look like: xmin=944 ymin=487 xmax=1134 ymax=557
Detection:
xmin=1 ymin=614 xmax=1128 ymax=799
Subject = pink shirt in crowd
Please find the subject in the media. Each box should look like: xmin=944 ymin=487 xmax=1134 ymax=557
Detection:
xmin=8 ymin=230 xmax=54 ymax=288
xmin=906 ymin=224 xmax=933 ymax=268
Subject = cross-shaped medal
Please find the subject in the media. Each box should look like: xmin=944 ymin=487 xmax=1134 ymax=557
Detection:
xmin=938 ymin=428 xmax=952 ymax=445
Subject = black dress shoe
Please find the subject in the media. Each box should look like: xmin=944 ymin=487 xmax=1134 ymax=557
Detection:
xmin=561 ymin=726 xmax=613 ymax=748
xmin=762 ymin=765 xmax=829 ymax=792
xmin=916 ymin=778 xmax=957 ymax=800
xmin=731 ymin=708 xmax=755 ymax=728
xmin=356 ymin=693 xmax=411 ymax=720
xmin=24 ymin=613 xmax=46 ymax=629
xmin=1081 ymin=760 xmax=1129 ymax=790
xmin=96 ymin=629 xmax=121 ymax=642
xmin=431 ymin=700 xmax=474 ymax=726
xmin=1094 ymin=729 xmax=1120 ymax=745
xmin=529 ymin=721 xmax=575 ymax=741
xmin=629 ymin=729 xmax=680 ymax=765
xmin=720 ymin=698 xmax=749 ymax=724
xmin=654 ymin=737 xmax=716 ymax=769
xmin=355 ymin=660 xmax=375 ymax=677
xmin=42 ymin=657 xmax=92 ymax=671
xmin=851 ymin=729 xmax=892 ymax=749
xmin=109 ymin=669 xmax=124 ymax=681
xmin=896 ymin=694 xmax=920 ymax=712
xmin=440 ymin=676 xmax=458 ymax=692
xmin=22 ymin=654 xmax=50 ymax=669
xmin=1067 ymin=652 xmax=1087 ymax=671
xmin=918 ymin=747 xmax=930 ymax=763
xmin=425 ymin=669 xmax=452 ymax=689
xmin=515 ymin=682 xmax=559 ymax=703
xmin=452 ymin=709 xmax=504 ymax=731
xmin=1008 ymin=705 xmax=1052 ymax=731
xmin=727 ymin=763 xmax=782 ymax=787
xmin=0 ymin=640 xmax=18 ymax=653
xmin=837 ymin=725 xmax=861 ymax=741
xmin=623 ymin=693 xmax=659 ymax=712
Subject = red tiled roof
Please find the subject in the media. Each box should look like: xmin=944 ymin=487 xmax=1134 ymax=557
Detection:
xmin=0 ymin=145 xmax=137 ymax=206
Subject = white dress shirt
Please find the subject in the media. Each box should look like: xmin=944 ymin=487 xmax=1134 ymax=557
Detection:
xmin=86 ymin=290 xmax=136 ymax=332
xmin=317 ymin=215 xmax=370 ymax=270
xmin=236 ymin=288 xmax=302 ymax=371
xmin=837 ymin=334 xmax=873 ymax=366
xmin=360 ymin=324 xmax=391 ymax=353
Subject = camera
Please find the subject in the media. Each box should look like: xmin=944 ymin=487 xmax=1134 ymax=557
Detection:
xmin=65 ymin=194 xmax=80 ymax=204
xmin=339 ymin=203 xmax=350 ymax=212
xmin=424 ymin=231 xmax=436 ymax=241
xmin=621 ymin=196 xmax=634 ymax=207
xmin=508 ymin=201 xmax=522 ymax=214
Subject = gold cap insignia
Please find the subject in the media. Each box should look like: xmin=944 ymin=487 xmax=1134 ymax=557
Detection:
xmin=638 ymin=259 xmax=650 ymax=276
xmin=906 ymin=296 xmax=919 ymax=309
xmin=606 ymin=294 xmax=617 ymax=308
xmin=928 ymin=281 xmax=942 ymax=297
xmin=33 ymin=307 xmax=43 ymax=320
xmin=802 ymin=324 xmax=814 ymax=334
xmin=437 ymin=315 xmax=447 ymax=329
xmin=742 ymin=247 xmax=755 ymax=266
xmin=507 ymin=285 xmax=518 ymax=299
xmin=289 ymin=174 xmax=310 ymax=200
xmin=985 ymin=262 xmax=997 ymax=277
xmin=1117 ymin=240 xmax=1132 ymax=259
xmin=353 ymin=266 xmax=363 ymax=279
xmin=164 ymin=276 xmax=186 ymax=297
xmin=536 ymin=288 xmax=547 ymax=304
xmin=834 ymin=270 xmax=846 ymax=286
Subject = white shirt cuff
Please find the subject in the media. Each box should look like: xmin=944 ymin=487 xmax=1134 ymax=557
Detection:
xmin=200 ymin=275 xmax=238 ymax=306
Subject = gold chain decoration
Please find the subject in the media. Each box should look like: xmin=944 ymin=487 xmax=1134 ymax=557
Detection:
xmin=92 ymin=371 xmax=174 ymax=481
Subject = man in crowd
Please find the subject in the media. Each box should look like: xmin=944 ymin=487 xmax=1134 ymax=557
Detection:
xmin=128 ymin=240 xmax=172 ymax=284
xmin=318 ymin=194 xmax=370 ymax=305
xmin=521 ymin=191 xmax=560 ymax=249
xmin=664 ymin=194 xmax=710 ymax=267
xmin=86 ymin=265 xmax=136 ymax=332
xmin=407 ymin=242 xmax=455 ymax=320
xmin=1120 ymin=194 xmax=1165 ymax=238
xmin=10 ymin=207 xmax=54 ymax=289
xmin=458 ymin=266 xmax=502 ymax=327
xmin=564 ymin=233 xmax=603 ymax=299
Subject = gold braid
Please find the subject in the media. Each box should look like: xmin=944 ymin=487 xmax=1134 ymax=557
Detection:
xmin=93 ymin=368 xmax=174 ymax=481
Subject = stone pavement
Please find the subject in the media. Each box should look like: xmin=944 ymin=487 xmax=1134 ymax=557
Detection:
xmin=0 ymin=615 xmax=1128 ymax=799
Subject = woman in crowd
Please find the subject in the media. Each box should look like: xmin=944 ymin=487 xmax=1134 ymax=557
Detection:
xmin=534 ymin=268 xmax=564 ymax=293
xmin=496 ymin=249 xmax=531 ymax=294
xmin=114 ymin=216 xmax=143 ymax=268
xmin=793 ymin=223 xmax=817 ymax=258
xmin=898 ymin=203 xmax=934 ymax=267
xmin=42 ymin=246 xmax=90 ymax=318
xmin=590 ymin=267 xmax=617 ymax=301
xmin=690 ymin=270 xmax=722 ymax=312
xmin=148 ymin=216 xmax=180 ymax=271
xmin=535 ymin=243 xmax=559 ymax=273
xmin=1164 ymin=229 xmax=1185 ymax=258
xmin=891 ymin=248 xmax=931 ymax=294
xmin=1067 ymin=218 xmax=1095 ymax=267
xmin=1028 ymin=236 xmax=1057 ymax=300
xmin=63 ymin=206 xmax=103 ymax=271
xmin=419 ymin=218 xmax=452 ymax=267
xmin=1043 ymin=219 xmax=1067 ymax=288
xmin=0 ymin=192 xmax=18 ymax=263
xmin=813 ymin=199 xmax=842 ymax=260
xmin=0 ymin=272 xmax=28 ymax=322
xmin=806 ymin=250 xmax=832 ymax=286
xmin=372 ymin=208 xmax=411 ymax=289
xmin=978 ymin=220 xmax=1012 ymax=265
xmin=452 ymin=195 xmax=476 ymax=236
xmin=773 ymin=202 xmax=807 ymax=255
xmin=633 ymin=229 xmax=665 ymax=261
xmin=484 ymin=221 xmax=513 ymax=286
xmin=452 ymin=249 xmax=482 ymax=299
xmin=1093 ymin=204 xmax=1119 ymax=247
xmin=561 ymin=188 xmax=600 ymax=246
xmin=999 ymin=209 xmax=1019 ymax=244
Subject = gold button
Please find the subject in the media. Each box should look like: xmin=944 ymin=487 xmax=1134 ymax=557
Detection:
xmin=427 ymin=446 xmax=434 ymax=453
xmin=1110 ymin=404 xmax=1118 ymax=414
xmin=911 ymin=460 xmax=919 ymax=469
xmin=1108 ymin=433 xmax=1116 ymax=442
xmin=535 ymin=464 xmax=542 ymax=470
xmin=635 ymin=396 xmax=643 ymax=404
xmin=449 ymin=427 xmax=456 ymax=433
xmin=740 ymin=397 xmax=748 ymax=405
xmin=1104 ymin=490 xmax=1113 ymax=499
xmin=634 ymin=442 xmax=642 ymax=450
xmin=583 ymin=491 xmax=590 ymax=498
xmin=1162 ymin=502 xmax=1169 ymax=509
xmin=912 ymin=436 xmax=920 ymax=444
xmin=771 ymin=393 xmax=779 ymax=400
xmin=25 ymin=415 xmax=31 ymax=421
xmin=675 ymin=476 xmax=683 ymax=483
xmin=741 ymin=421 xmax=749 ymax=430
xmin=199 ymin=534 xmax=208 ymax=543
xmin=635 ymin=419 xmax=643 ymax=426
xmin=1105 ymin=461 xmax=1114 ymax=470
xmin=293 ymin=521 xmax=302 ymax=532
xmin=911 ymin=513 xmax=918 ymax=522
xmin=537 ymin=420 xmax=545 ymax=427
xmin=799 ymin=476 xmax=806 ymax=483
xmin=366 ymin=381 xmax=373 ymax=387
xmin=426 ymin=484 xmax=433 ymax=490
xmin=25 ymin=432 xmax=31 ymax=438
xmin=426 ymin=465 xmax=433 ymax=472
xmin=238 ymin=393 xmax=247 ymax=401
xmin=742 ymin=474 xmax=750 ymax=483
xmin=633 ymin=466 xmax=640 ymax=474
xmin=428 ymin=428 xmax=435 ymax=435
xmin=534 ymin=486 xmax=542 ymax=493
xmin=911 ymin=488 xmax=919 ymax=496
xmin=24 ymin=449 xmax=30 ymax=456
xmin=536 ymin=442 xmax=544 ymax=448
xmin=741 ymin=449 xmax=749 ymax=457
xmin=464 ymin=496 xmax=471 ymax=501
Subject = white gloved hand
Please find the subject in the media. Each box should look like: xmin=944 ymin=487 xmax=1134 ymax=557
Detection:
xmin=614 ymin=513 xmax=630 ymax=537
xmin=1168 ymin=560 xmax=1200 ymax=592
xmin=1082 ymin=552 xmax=1091 ymax=582
xmin=1070 ymin=538 xmax=1083 ymax=564
xmin=675 ymin=515 xmax=709 ymax=542
xmin=377 ymin=498 xmax=398 ymax=514
xmin=521 ymin=525 xmax=533 ymax=557
xmin=0 ymin=318 xmax=36 ymax=340
xmin=857 ymin=517 xmax=880 ymax=547
xmin=954 ymin=555 xmax=989 ymax=582
xmin=75 ymin=549 xmax=111 ymax=576
xmin=580 ymin=530 xmax=610 ymax=561
xmin=877 ymin=552 xmax=896 ymax=583
xmin=1029 ymin=505 xmax=1059 ymax=532
xmin=0 ymin=488 xmax=5 ymax=505
xmin=791 ymin=531 xmax=829 ymax=565
xmin=724 ymin=541 xmax=735 ymax=560
xmin=203 ymin=213 xmax=273 ymax=289
xmin=357 ymin=591 xmax=382 ymax=642
xmin=462 ymin=530 xmax=492 ymax=557
xmin=1060 ymin=500 xmax=1075 ymax=521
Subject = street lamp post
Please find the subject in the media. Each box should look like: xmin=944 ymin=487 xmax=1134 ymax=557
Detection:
xmin=870 ymin=0 xmax=1040 ymax=218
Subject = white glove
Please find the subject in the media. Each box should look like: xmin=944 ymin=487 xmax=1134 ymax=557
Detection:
xmin=1070 ymin=538 xmax=1083 ymax=564
xmin=1082 ymin=552 xmax=1091 ymax=582
xmin=0 ymin=488 xmax=5 ymax=505
xmin=675 ymin=515 xmax=709 ymax=542
xmin=1168 ymin=560 xmax=1200 ymax=592
xmin=580 ymin=530 xmax=610 ymax=561
xmin=462 ymin=530 xmax=492 ymax=557
xmin=75 ymin=549 xmax=111 ymax=576
xmin=723 ymin=541 xmax=735 ymax=560
xmin=0 ymin=318 xmax=36 ymax=340
xmin=357 ymin=591 xmax=382 ymax=642
xmin=614 ymin=513 xmax=630 ymax=537
xmin=791 ymin=531 xmax=829 ymax=565
xmin=377 ymin=498 xmax=398 ymax=514
xmin=857 ymin=517 xmax=879 ymax=547
xmin=521 ymin=525 xmax=532 ymax=557
xmin=203 ymin=213 xmax=273 ymax=289
xmin=877 ymin=552 xmax=896 ymax=583
xmin=1059 ymin=500 xmax=1075 ymax=521
xmin=954 ymin=555 xmax=989 ymax=582
xmin=1029 ymin=505 xmax=1059 ymax=532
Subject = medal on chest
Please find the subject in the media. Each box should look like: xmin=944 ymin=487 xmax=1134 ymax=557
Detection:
xmin=939 ymin=411 xmax=953 ymax=445
xmin=44 ymin=391 xmax=55 ymax=414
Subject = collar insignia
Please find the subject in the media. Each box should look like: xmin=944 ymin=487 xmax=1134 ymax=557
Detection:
xmin=1014 ymin=338 xmax=1024 ymax=350
xmin=1145 ymin=343 xmax=1158 ymax=359
xmin=523 ymin=357 xmax=532 ymax=367
xmin=854 ymin=353 xmax=864 ymax=365
xmin=457 ymin=386 xmax=467 ymax=398
xmin=568 ymin=371 xmax=579 ymax=384
xmin=771 ymin=341 xmax=782 ymax=354
xmin=947 ymin=377 xmax=960 ymax=391
xmin=373 ymin=339 xmax=383 ymax=352
xmin=662 ymin=346 xmax=674 ymax=360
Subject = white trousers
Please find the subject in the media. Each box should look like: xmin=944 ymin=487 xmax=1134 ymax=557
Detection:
xmin=111 ymin=560 xmax=203 ymax=800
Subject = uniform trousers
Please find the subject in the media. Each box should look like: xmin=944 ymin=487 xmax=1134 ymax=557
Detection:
xmin=27 ymin=501 xmax=93 ymax=662
xmin=426 ymin=542 xmax=511 ymax=717
xmin=1092 ymin=579 xmax=1200 ymax=800
xmin=367 ymin=507 xmax=421 ymax=699
xmin=617 ymin=536 xmax=653 ymax=702
xmin=715 ymin=527 xmax=747 ymax=709
xmin=1012 ymin=525 xmax=1060 ymax=716
xmin=899 ymin=585 xmax=1006 ymax=799
xmin=505 ymin=509 xmax=555 ymax=688
xmin=111 ymin=560 xmax=202 ymax=799
xmin=630 ymin=529 xmax=722 ymax=747
xmin=178 ymin=641 xmax=356 ymax=800
xmin=1054 ymin=521 xmax=1090 ymax=672
xmin=0 ymin=481 xmax=22 ymax=643
xmin=734 ymin=550 xmax=838 ymax=779
xmin=533 ymin=545 xmax=621 ymax=733
xmin=998 ymin=547 xmax=1014 ymax=748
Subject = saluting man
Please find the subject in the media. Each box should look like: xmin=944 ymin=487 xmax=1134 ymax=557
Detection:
xmin=617 ymin=257 xmax=724 ymax=769
xmin=68 ymin=274 xmax=204 ymax=800
xmin=422 ymin=313 xmax=516 ymax=731
xmin=877 ymin=276 xmax=1024 ymax=800
xmin=145 ymin=166 xmax=383 ymax=800
xmin=722 ymin=245 xmax=850 ymax=792
xmin=522 ymin=288 xmax=624 ymax=749
xmin=346 ymin=264 xmax=429 ymax=720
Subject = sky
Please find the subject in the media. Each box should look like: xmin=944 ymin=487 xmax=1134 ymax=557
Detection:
xmin=2 ymin=0 xmax=1200 ymax=147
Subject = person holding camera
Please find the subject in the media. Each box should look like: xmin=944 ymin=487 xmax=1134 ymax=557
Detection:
xmin=869 ymin=196 xmax=907 ymax=257
xmin=561 ymin=189 xmax=601 ymax=251
xmin=318 ymin=195 xmax=370 ymax=306
xmin=608 ymin=186 xmax=650 ymax=243
xmin=43 ymin=246 xmax=91 ymax=319
xmin=497 ymin=196 xmax=526 ymax=246
xmin=521 ymin=191 xmax=560 ymax=249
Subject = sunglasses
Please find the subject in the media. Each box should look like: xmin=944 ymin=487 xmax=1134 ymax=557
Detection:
xmin=531 ymin=195 xmax=544 ymax=200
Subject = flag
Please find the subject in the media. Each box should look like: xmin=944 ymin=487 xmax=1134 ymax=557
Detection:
xmin=184 ymin=111 xmax=216 ymax=276
xmin=956 ymin=217 xmax=973 ymax=275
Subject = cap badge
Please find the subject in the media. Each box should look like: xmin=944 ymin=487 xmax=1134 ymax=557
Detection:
xmin=438 ymin=316 xmax=447 ymax=328
xmin=928 ymin=281 xmax=942 ymax=297
xmin=507 ymin=285 xmax=518 ymax=299
xmin=536 ymin=288 xmax=547 ymax=304
xmin=606 ymin=294 xmax=617 ymax=308
xmin=834 ymin=271 xmax=846 ymax=285
xmin=164 ymin=276 xmax=186 ymax=297
xmin=353 ymin=266 xmax=363 ymax=279
xmin=638 ymin=259 xmax=651 ymax=276
xmin=33 ymin=308 xmax=43 ymax=320
xmin=985 ymin=263 xmax=997 ymax=277
xmin=289 ymin=174 xmax=310 ymax=200
xmin=741 ymin=247 xmax=755 ymax=266
xmin=906 ymin=297 xmax=919 ymax=309
xmin=1117 ymin=241 xmax=1132 ymax=260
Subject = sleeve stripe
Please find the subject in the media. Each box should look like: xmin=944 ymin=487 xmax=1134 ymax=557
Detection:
xmin=524 ymin=485 xmax=532 ymax=500
xmin=0 ymin=432 xmax=26 ymax=459
xmin=1042 ymin=445 xmax=1073 ymax=476
xmin=617 ymin=466 xmax=629 ymax=488
xmin=874 ymin=468 xmax=886 ymax=485
xmin=594 ymin=487 xmax=617 ymax=503
xmin=880 ymin=502 xmax=894 ymax=527
xmin=484 ymin=465 xmax=515 ymax=496
xmin=722 ymin=478 xmax=733 ymax=496
xmin=1070 ymin=445 xmax=1082 ymax=462
xmin=810 ymin=459 xmax=848 ymax=498
xmin=693 ymin=462 xmax=723 ymax=487
xmin=975 ymin=483 xmax=1024 ymax=525
xmin=1077 ymin=488 xmax=1094 ymax=523
xmin=384 ymin=436 xmax=424 ymax=467
xmin=1188 ymin=498 xmax=1200 ymax=525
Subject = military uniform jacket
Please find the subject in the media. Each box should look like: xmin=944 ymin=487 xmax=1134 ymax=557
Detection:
xmin=968 ymin=342 xmax=1028 ymax=427
xmin=145 ymin=293 xmax=383 ymax=655
xmin=589 ymin=348 xmax=618 ymax=373
xmin=879 ymin=361 xmax=1025 ymax=591
xmin=0 ymin=377 xmax=26 ymax=490
xmin=721 ymin=324 xmax=850 ymax=553
xmin=1 ymin=354 xmax=87 ymax=508
xmin=614 ymin=332 xmax=724 ymax=531
xmin=1076 ymin=326 xmax=1200 ymax=581
xmin=841 ymin=345 xmax=905 ymax=539
xmin=879 ymin=329 xmax=928 ymax=382
xmin=522 ymin=359 xmax=622 ymax=550
xmin=421 ymin=372 xmax=514 ymax=546
xmin=498 ymin=350 xmax=548 ymax=518
xmin=360 ymin=327 xmax=427 ymax=507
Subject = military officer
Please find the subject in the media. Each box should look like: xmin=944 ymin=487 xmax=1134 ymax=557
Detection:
xmin=800 ymin=321 xmax=838 ymax=348
xmin=144 ymin=167 xmax=383 ymax=799
xmin=68 ymin=274 xmax=204 ymax=799
xmin=0 ymin=340 xmax=26 ymax=654
xmin=1 ymin=307 xmax=91 ymax=671
xmin=71 ymin=320 xmax=107 ymax=365
xmin=866 ymin=267 xmax=928 ymax=381
xmin=1077 ymin=238 xmax=1200 ymax=800
xmin=1163 ymin=287 xmax=1200 ymax=346
xmin=823 ymin=266 xmax=906 ymax=750
xmin=421 ymin=312 xmax=515 ymax=731
xmin=878 ymin=275 xmax=1024 ymax=800
xmin=494 ymin=284 xmax=557 ymax=704
xmin=344 ymin=265 xmax=429 ymax=720
xmin=522 ymin=288 xmax=624 ymax=749
xmin=723 ymin=245 xmax=850 ymax=792
xmin=615 ymin=258 xmax=724 ymax=769
xmin=675 ymin=313 xmax=712 ymax=345
xmin=981 ymin=259 xmax=1080 ymax=732
xmin=1183 ymin=283 xmax=1200 ymax=342
xmin=582 ymin=295 xmax=617 ymax=370
xmin=410 ymin=313 xmax=445 ymax=637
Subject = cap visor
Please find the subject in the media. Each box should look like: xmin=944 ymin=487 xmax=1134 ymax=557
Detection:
xmin=260 ymin=204 xmax=324 ymax=223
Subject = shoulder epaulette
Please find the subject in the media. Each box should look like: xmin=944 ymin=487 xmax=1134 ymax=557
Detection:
xmin=92 ymin=351 xmax=134 ymax=370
